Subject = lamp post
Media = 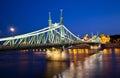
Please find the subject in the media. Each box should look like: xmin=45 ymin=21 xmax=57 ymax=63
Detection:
xmin=10 ymin=27 xmax=15 ymax=46
xmin=10 ymin=27 xmax=15 ymax=36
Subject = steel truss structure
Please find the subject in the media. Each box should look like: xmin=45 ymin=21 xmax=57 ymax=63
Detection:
xmin=0 ymin=10 xmax=101 ymax=47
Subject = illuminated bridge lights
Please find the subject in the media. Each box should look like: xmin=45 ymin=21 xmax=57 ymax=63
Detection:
xmin=0 ymin=10 xmax=102 ymax=51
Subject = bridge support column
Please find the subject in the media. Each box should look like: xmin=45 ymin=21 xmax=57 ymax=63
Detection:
xmin=90 ymin=44 xmax=101 ymax=49
xmin=46 ymin=48 xmax=68 ymax=61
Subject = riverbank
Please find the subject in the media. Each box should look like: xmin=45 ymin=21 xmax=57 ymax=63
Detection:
xmin=102 ymin=43 xmax=120 ymax=48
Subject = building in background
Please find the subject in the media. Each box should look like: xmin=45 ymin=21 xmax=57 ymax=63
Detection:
xmin=100 ymin=34 xmax=110 ymax=44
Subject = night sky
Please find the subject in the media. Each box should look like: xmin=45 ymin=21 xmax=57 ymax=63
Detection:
xmin=0 ymin=0 xmax=120 ymax=38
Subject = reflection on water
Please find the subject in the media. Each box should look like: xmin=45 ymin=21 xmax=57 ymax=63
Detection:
xmin=0 ymin=48 xmax=120 ymax=78
xmin=46 ymin=61 xmax=69 ymax=78
xmin=102 ymin=48 xmax=120 ymax=78
xmin=53 ymin=48 xmax=120 ymax=78
xmin=56 ymin=49 xmax=103 ymax=78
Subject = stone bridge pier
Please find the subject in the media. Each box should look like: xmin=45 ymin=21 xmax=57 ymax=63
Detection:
xmin=46 ymin=47 xmax=68 ymax=61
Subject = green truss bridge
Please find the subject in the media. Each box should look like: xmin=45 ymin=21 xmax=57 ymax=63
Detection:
xmin=0 ymin=10 xmax=102 ymax=51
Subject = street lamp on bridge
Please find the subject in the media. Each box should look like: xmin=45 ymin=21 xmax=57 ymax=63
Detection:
xmin=10 ymin=27 xmax=15 ymax=36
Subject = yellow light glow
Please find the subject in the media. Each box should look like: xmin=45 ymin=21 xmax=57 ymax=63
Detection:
xmin=114 ymin=48 xmax=120 ymax=54
xmin=73 ymin=49 xmax=77 ymax=55
xmin=103 ymin=49 xmax=108 ymax=54
xmin=100 ymin=34 xmax=110 ymax=44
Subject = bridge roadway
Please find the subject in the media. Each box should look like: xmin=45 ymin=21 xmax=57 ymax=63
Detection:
xmin=0 ymin=41 xmax=101 ymax=51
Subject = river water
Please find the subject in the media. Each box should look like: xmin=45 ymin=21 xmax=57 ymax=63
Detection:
xmin=0 ymin=48 xmax=120 ymax=78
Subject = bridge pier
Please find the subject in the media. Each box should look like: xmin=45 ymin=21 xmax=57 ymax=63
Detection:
xmin=46 ymin=47 xmax=68 ymax=61
xmin=90 ymin=44 xmax=101 ymax=49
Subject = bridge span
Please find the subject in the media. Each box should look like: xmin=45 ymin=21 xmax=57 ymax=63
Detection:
xmin=0 ymin=10 xmax=101 ymax=52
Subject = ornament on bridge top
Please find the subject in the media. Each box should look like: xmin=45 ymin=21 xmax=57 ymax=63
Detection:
xmin=83 ymin=34 xmax=90 ymax=41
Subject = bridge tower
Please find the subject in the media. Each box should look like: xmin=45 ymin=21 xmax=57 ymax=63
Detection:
xmin=48 ymin=12 xmax=54 ymax=43
xmin=60 ymin=9 xmax=63 ymax=25
xmin=48 ymin=12 xmax=52 ymax=27
xmin=60 ymin=9 xmax=65 ymax=42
